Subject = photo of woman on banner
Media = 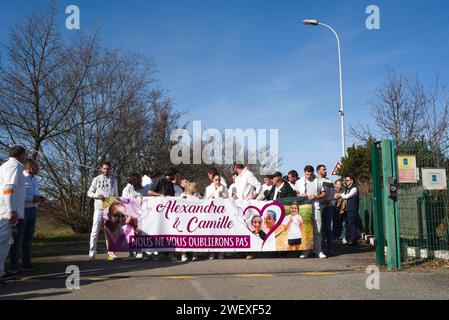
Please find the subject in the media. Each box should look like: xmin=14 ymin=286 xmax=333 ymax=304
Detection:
xmin=104 ymin=200 xmax=139 ymax=252
xmin=262 ymin=209 xmax=277 ymax=234
xmin=250 ymin=215 xmax=266 ymax=240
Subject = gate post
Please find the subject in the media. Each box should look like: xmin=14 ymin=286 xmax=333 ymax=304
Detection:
xmin=371 ymin=142 xmax=385 ymax=265
xmin=381 ymin=139 xmax=401 ymax=270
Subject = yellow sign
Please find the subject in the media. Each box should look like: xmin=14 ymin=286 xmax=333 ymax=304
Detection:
xmin=397 ymin=155 xmax=417 ymax=183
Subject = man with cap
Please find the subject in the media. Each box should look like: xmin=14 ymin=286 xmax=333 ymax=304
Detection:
xmin=265 ymin=172 xmax=297 ymax=200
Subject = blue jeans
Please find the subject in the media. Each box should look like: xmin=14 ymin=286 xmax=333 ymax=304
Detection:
xmin=340 ymin=212 xmax=347 ymax=241
xmin=9 ymin=207 xmax=37 ymax=267
xmin=345 ymin=210 xmax=358 ymax=242
xmin=322 ymin=206 xmax=336 ymax=254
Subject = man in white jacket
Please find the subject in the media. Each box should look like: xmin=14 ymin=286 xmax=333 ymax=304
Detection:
xmin=87 ymin=161 xmax=118 ymax=260
xmin=233 ymin=164 xmax=262 ymax=200
xmin=0 ymin=146 xmax=26 ymax=280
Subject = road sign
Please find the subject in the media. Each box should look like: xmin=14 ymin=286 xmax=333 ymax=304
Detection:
xmin=331 ymin=162 xmax=341 ymax=176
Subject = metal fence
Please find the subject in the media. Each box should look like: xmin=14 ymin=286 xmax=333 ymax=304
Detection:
xmin=395 ymin=144 xmax=449 ymax=263
xmin=358 ymin=194 xmax=375 ymax=236
xmin=397 ymin=185 xmax=449 ymax=262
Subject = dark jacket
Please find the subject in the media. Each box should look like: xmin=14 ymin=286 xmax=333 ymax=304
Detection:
xmin=265 ymin=182 xmax=297 ymax=200
xmin=344 ymin=184 xmax=359 ymax=212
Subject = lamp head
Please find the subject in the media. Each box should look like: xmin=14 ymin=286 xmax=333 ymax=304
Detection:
xmin=303 ymin=19 xmax=319 ymax=26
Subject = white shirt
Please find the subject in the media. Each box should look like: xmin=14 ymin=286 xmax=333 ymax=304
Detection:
xmin=141 ymin=175 xmax=153 ymax=196
xmin=287 ymin=214 xmax=302 ymax=239
xmin=228 ymin=183 xmax=237 ymax=197
xmin=87 ymin=174 xmax=118 ymax=210
xmin=256 ymin=183 xmax=272 ymax=200
xmin=142 ymin=175 xmax=152 ymax=187
xmin=24 ymin=171 xmax=40 ymax=208
xmin=235 ymin=168 xmax=262 ymax=200
xmin=0 ymin=158 xmax=26 ymax=219
xmin=297 ymin=175 xmax=325 ymax=212
xmin=342 ymin=186 xmax=358 ymax=199
xmin=273 ymin=182 xmax=284 ymax=200
xmin=122 ymin=183 xmax=144 ymax=198
xmin=205 ymin=184 xmax=229 ymax=199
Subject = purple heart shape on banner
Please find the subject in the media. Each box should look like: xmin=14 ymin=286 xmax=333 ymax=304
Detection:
xmin=242 ymin=201 xmax=285 ymax=248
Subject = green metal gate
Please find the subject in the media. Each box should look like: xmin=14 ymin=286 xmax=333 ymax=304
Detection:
xmin=370 ymin=139 xmax=449 ymax=269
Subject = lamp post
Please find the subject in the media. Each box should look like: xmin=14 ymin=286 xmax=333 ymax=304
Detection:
xmin=303 ymin=19 xmax=346 ymax=158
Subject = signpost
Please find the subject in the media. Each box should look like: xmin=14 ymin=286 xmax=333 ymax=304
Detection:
xmin=397 ymin=155 xmax=417 ymax=183
xmin=422 ymin=168 xmax=447 ymax=190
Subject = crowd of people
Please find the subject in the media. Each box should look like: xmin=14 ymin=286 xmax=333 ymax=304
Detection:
xmin=0 ymin=145 xmax=360 ymax=282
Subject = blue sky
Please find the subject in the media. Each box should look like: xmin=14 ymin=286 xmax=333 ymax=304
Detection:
xmin=1 ymin=0 xmax=449 ymax=176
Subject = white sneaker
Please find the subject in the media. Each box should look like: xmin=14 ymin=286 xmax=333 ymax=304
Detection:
xmin=209 ymin=253 xmax=215 ymax=260
xmin=318 ymin=252 xmax=327 ymax=259
xmin=136 ymin=253 xmax=143 ymax=259
xmin=192 ymin=255 xmax=198 ymax=262
xmin=342 ymin=239 xmax=348 ymax=244
xmin=299 ymin=253 xmax=308 ymax=259
xmin=181 ymin=254 xmax=188 ymax=262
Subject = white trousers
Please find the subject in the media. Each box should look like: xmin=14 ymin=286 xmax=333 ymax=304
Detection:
xmin=0 ymin=219 xmax=12 ymax=277
xmin=89 ymin=209 xmax=104 ymax=257
xmin=313 ymin=207 xmax=323 ymax=255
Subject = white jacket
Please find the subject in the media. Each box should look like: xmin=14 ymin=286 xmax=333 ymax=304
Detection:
xmin=205 ymin=184 xmax=229 ymax=199
xmin=0 ymin=158 xmax=26 ymax=219
xmin=122 ymin=183 xmax=144 ymax=198
xmin=234 ymin=168 xmax=262 ymax=200
xmin=88 ymin=174 xmax=118 ymax=210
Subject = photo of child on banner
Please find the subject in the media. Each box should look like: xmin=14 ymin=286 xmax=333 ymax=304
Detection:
xmin=102 ymin=197 xmax=314 ymax=252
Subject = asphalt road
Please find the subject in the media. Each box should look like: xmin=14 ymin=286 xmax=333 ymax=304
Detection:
xmin=1 ymin=242 xmax=449 ymax=300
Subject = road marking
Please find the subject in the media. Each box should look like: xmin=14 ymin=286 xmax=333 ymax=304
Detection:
xmin=159 ymin=275 xmax=195 ymax=280
xmin=82 ymin=276 xmax=107 ymax=281
xmin=302 ymin=272 xmax=337 ymax=276
xmin=234 ymin=274 xmax=273 ymax=278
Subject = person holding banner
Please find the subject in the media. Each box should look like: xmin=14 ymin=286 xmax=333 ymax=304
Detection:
xmin=87 ymin=161 xmax=118 ymax=261
xmin=234 ymin=163 xmax=262 ymax=260
xmin=233 ymin=164 xmax=261 ymax=200
xmin=180 ymin=182 xmax=201 ymax=262
xmin=122 ymin=173 xmax=145 ymax=198
xmin=256 ymin=175 xmax=273 ymax=200
xmin=148 ymin=168 xmax=176 ymax=197
xmin=205 ymin=174 xmax=228 ymax=260
xmin=0 ymin=146 xmax=26 ymax=282
xmin=205 ymin=174 xmax=229 ymax=199
xmin=265 ymin=172 xmax=296 ymax=200
xmin=228 ymin=172 xmax=238 ymax=199
xmin=297 ymin=165 xmax=327 ymax=259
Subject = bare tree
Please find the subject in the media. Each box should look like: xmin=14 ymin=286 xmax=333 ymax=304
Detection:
xmin=368 ymin=69 xmax=426 ymax=145
xmin=0 ymin=6 xmax=96 ymax=159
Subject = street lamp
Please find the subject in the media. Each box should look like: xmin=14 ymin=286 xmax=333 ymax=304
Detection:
xmin=302 ymin=19 xmax=346 ymax=158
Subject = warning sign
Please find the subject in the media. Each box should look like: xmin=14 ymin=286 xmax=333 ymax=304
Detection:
xmin=331 ymin=162 xmax=341 ymax=176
